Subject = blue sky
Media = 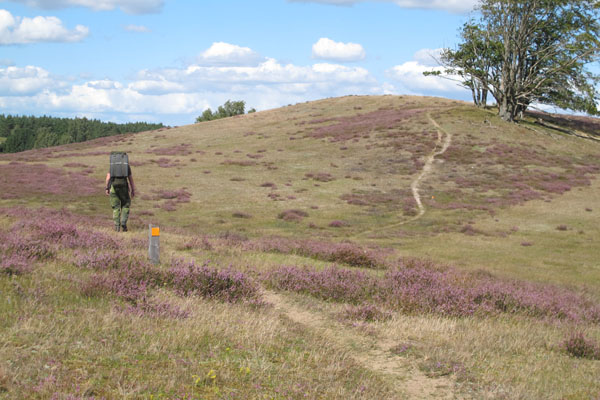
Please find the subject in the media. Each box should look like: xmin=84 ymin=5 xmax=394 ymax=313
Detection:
xmin=0 ymin=0 xmax=479 ymax=126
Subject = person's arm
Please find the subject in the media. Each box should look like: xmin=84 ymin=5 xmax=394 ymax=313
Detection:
xmin=128 ymin=174 xmax=135 ymax=198
xmin=105 ymin=173 xmax=111 ymax=196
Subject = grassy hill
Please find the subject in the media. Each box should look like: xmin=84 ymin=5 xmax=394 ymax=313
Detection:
xmin=1 ymin=95 xmax=599 ymax=399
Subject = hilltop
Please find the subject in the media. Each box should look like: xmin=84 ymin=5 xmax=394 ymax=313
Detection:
xmin=1 ymin=95 xmax=599 ymax=399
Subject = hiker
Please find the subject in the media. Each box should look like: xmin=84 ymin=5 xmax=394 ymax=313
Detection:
xmin=105 ymin=152 xmax=135 ymax=232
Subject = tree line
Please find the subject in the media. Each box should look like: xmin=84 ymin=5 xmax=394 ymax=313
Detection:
xmin=430 ymin=0 xmax=599 ymax=122
xmin=0 ymin=115 xmax=164 ymax=153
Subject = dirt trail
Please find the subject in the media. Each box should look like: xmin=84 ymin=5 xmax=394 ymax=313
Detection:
xmin=355 ymin=112 xmax=452 ymax=238
xmin=263 ymin=290 xmax=456 ymax=399
xmin=410 ymin=113 xmax=453 ymax=218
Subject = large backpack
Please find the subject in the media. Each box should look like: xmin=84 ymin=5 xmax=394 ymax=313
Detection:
xmin=109 ymin=152 xmax=129 ymax=178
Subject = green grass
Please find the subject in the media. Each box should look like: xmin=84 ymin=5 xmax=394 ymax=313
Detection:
xmin=1 ymin=95 xmax=600 ymax=399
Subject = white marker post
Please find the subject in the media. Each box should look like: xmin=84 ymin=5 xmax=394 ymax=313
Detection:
xmin=149 ymin=224 xmax=160 ymax=264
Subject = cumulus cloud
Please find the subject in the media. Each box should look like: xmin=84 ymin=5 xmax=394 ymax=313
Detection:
xmin=197 ymin=42 xmax=264 ymax=66
xmin=288 ymin=0 xmax=478 ymax=13
xmin=134 ymin=57 xmax=376 ymax=95
xmin=312 ymin=38 xmax=366 ymax=62
xmin=0 ymin=9 xmax=88 ymax=45
xmin=0 ymin=49 xmax=384 ymax=125
xmin=0 ymin=65 xmax=64 ymax=95
xmin=123 ymin=24 xmax=150 ymax=33
xmin=412 ymin=48 xmax=443 ymax=67
xmin=8 ymin=0 xmax=164 ymax=14
xmin=386 ymin=50 xmax=469 ymax=97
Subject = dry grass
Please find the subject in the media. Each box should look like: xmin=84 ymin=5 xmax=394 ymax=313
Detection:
xmin=1 ymin=95 xmax=600 ymax=399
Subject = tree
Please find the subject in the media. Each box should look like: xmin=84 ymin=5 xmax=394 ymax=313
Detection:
xmin=438 ymin=0 xmax=600 ymax=122
xmin=433 ymin=22 xmax=503 ymax=108
xmin=195 ymin=100 xmax=250 ymax=123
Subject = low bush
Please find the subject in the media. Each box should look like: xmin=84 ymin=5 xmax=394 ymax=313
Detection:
xmin=167 ymin=258 xmax=259 ymax=303
xmin=278 ymin=209 xmax=309 ymax=222
xmin=563 ymin=332 xmax=600 ymax=360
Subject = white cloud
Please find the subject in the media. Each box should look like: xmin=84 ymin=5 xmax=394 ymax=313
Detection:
xmin=0 ymin=9 xmax=88 ymax=45
xmin=386 ymin=57 xmax=469 ymax=99
xmin=0 ymin=51 xmax=385 ymax=125
xmin=312 ymin=38 xmax=366 ymax=62
xmin=288 ymin=0 xmax=477 ymax=13
xmin=0 ymin=65 xmax=63 ymax=95
xmin=123 ymin=24 xmax=150 ymax=33
xmin=197 ymin=42 xmax=264 ymax=66
xmin=387 ymin=61 xmax=462 ymax=93
xmin=412 ymin=48 xmax=443 ymax=67
xmin=134 ymin=57 xmax=376 ymax=95
xmin=386 ymin=49 xmax=470 ymax=98
xmin=8 ymin=0 xmax=164 ymax=14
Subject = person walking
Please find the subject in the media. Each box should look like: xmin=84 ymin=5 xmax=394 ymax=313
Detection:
xmin=105 ymin=152 xmax=135 ymax=232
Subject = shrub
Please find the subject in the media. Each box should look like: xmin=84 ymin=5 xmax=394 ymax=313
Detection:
xmin=563 ymin=332 xmax=600 ymax=360
xmin=264 ymin=265 xmax=378 ymax=303
xmin=328 ymin=220 xmax=347 ymax=228
xmin=247 ymin=237 xmax=387 ymax=269
xmin=167 ymin=258 xmax=259 ymax=303
xmin=341 ymin=304 xmax=392 ymax=322
xmin=74 ymin=251 xmax=141 ymax=271
xmin=0 ymin=253 xmax=33 ymax=275
xmin=278 ymin=209 xmax=309 ymax=222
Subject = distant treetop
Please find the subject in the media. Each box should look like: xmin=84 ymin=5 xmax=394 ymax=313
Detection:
xmin=196 ymin=100 xmax=255 ymax=123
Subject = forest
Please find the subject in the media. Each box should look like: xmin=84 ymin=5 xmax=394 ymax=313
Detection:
xmin=0 ymin=114 xmax=164 ymax=153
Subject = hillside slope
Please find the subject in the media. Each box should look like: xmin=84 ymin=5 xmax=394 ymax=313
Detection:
xmin=1 ymin=95 xmax=599 ymax=399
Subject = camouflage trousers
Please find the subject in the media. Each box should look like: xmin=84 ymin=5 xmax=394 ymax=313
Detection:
xmin=109 ymin=184 xmax=131 ymax=228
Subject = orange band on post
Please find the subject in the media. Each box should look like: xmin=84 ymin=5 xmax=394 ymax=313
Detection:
xmin=151 ymin=227 xmax=160 ymax=237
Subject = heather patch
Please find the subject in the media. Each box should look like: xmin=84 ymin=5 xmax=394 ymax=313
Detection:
xmin=232 ymin=211 xmax=252 ymax=219
xmin=0 ymin=253 xmax=33 ymax=275
xmin=146 ymin=143 xmax=193 ymax=156
xmin=341 ymin=188 xmax=418 ymax=215
xmin=73 ymin=250 xmax=141 ymax=271
xmin=147 ymin=188 xmax=192 ymax=212
xmin=176 ymin=236 xmax=213 ymax=251
xmin=328 ymin=220 xmax=348 ymax=228
xmin=121 ymin=298 xmax=190 ymax=319
xmin=265 ymin=261 xmax=600 ymax=322
xmin=0 ymin=163 xmax=97 ymax=199
xmin=304 ymin=107 xmax=425 ymax=142
xmin=63 ymin=162 xmax=90 ymax=168
xmin=167 ymin=258 xmax=260 ymax=303
xmin=431 ymin=138 xmax=600 ymax=213
xmin=152 ymin=157 xmax=184 ymax=168
xmin=1 ymin=233 xmax=55 ymax=262
xmin=5 ymin=208 xmax=119 ymax=251
xmin=277 ymin=209 xmax=308 ymax=222
xmin=264 ymin=265 xmax=379 ymax=303
xmin=563 ymin=332 xmax=600 ymax=360
xmin=341 ymin=304 xmax=392 ymax=322
xmin=246 ymin=237 xmax=387 ymax=269
xmin=305 ymin=172 xmax=335 ymax=182
xmin=221 ymin=159 xmax=257 ymax=167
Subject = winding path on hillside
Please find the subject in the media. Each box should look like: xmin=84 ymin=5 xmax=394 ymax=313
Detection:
xmin=355 ymin=112 xmax=453 ymax=238
xmin=263 ymin=290 xmax=457 ymax=399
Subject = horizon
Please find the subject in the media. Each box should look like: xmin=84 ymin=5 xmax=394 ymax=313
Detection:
xmin=0 ymin=0 xmax=480 ymax=126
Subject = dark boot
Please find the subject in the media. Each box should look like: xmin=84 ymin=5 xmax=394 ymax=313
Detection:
xmin=121 ymin=224 xmax=128 ymax=232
